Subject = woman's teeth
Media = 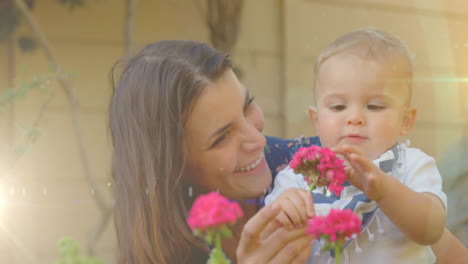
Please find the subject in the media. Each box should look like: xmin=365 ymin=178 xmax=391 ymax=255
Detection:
xmin=237 ymin=153 xmax=264 ymax=172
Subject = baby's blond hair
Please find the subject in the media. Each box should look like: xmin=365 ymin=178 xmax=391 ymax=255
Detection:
xmin=314 ymin=28 xmax=415 ymax=105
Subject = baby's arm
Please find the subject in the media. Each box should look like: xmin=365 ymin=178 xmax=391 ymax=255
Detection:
xmin=333 ymin=145 xmax=445 ymax=245
xmin=431 ymin=228 xmax=468 ymax=264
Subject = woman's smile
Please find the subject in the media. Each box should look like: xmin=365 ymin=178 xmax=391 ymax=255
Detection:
xmin=235 ymin=152 xmax=265 ymax=172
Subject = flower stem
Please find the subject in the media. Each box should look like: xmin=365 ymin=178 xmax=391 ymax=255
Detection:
xmin=215 ymin=231 xmax=222 ymax=255
xmin=309 ymin=183 xmax=316 ymax=192
xmin=335 ymin=246 xmax=340 ymax=264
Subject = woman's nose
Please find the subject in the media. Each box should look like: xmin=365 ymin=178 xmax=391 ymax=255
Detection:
xmin=247 ymin=103 xmax=265 ymax=133
xmin=240 ymin=121 xmax=266 ymax=152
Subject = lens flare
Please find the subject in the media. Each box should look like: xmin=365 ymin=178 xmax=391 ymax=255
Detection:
xmin=0 ymin=184 xmax=6 ymax=217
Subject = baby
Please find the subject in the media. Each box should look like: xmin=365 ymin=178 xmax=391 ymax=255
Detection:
xmin=265 ymin=28 xmax=447 ymax=263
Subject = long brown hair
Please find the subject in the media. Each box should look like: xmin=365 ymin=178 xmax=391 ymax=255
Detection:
xmin=109 ymin=40 xmax=232 ymax=264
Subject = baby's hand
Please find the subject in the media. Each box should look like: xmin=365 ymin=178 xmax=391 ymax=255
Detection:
xmin=332 ymin=145 xmax=389 ymax=201
xmin=274 ymin=188 xmax=315 ymax=229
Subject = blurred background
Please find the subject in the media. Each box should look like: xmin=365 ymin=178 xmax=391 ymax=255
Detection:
xmin=0 ymin=0 xmax=466 ymax=263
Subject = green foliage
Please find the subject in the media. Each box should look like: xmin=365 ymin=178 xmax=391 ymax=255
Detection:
xmin=56 ymin=237 xmax=105 ymax=264
xmin=1 ymin=70 xmax=68 ymax=159
xmin=56 ymin=0 xmax=86 ymax=11
xmin=12 ymin=124 xmax=41 ymax=155
xmin=0 ymin=72 xmax=56 ymax=112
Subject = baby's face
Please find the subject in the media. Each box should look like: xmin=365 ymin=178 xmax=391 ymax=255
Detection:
xmin=310 ymin=52 xmax=416 ymax=160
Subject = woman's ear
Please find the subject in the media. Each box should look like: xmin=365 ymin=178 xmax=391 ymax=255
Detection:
xmin=401 ymin=107 xmax=417 ymax=136
xmin=308 ymin=106 xmax=319 ymax=135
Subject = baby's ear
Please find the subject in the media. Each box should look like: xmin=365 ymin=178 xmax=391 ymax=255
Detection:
xmin=308 ymin=106 xmax=319 ymax=133
xmin=401 ymin=107 xmax=417 ymax=136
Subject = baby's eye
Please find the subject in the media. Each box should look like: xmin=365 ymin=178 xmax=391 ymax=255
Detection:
xmin=330 ymin=105 xmax=346 ymax=111
xmin=367 ymin=104 xmax=385 ymax=111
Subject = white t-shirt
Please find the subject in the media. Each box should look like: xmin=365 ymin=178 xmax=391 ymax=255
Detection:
xmin=265 ymin=143 xmax=447 ymax=264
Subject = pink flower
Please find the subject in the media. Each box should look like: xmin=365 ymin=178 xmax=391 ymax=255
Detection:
xmin=290 ymin=146 xmax=346 ymax=195
xmin=306 ymin=209 xmax=362 ymax=247
xmin=187 ymin=192 xmax=244 ymax=231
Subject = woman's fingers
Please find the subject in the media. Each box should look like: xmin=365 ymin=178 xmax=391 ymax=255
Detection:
xmin=291 ymin=242 xmax=314 ymax=264
xmin=260 ymin=227 xmax=310 ymax=261
xmin=260 ymin=217 xmax=282 ymax=240
xmin=276 ymin=211 xmax=294 ymax=229
xmin=268 ymin=230 xmax=313 ymax=264
xmin=237 ymin=203 xmax=281 ymax=256
xmin=239 ymin=209 xmax=313 ymax=264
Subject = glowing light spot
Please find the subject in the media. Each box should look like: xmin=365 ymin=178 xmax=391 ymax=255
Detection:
xmin=0 ymin=184 xmax=7 ymax=216
xmin=413 ymin=77 xmax=468 ymax=83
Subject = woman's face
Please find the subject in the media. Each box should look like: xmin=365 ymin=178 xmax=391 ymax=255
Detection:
xmin=184 ymin=69 xmax=272 ymax=200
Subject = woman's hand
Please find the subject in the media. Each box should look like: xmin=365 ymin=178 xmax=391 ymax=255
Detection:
xmin=236 ymin=203 xmax=313 ymax=264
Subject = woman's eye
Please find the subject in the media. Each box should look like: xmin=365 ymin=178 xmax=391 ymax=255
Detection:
xmin=368 ymin=104 xmax=385 ymax=111
xmin=330 ymin=105 xmax=346 ymax=111
xmin=211 ymin=132 xmax=230 ymax=148
xmin=244 ymin=97 xmax=255 ymax=113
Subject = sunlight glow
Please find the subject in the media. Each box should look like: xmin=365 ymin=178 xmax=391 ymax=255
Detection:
xmin=0 ymin=184 xmax=6 ymax=219
xmin=413 ymin=77 xmax=468 ymax=83
xmin=0 ymin=221 xmax=35 ymax=262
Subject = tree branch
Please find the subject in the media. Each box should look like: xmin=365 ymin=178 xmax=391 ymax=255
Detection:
xmin=125 ymin=0 xmax=137 ymax=57
xmin=14 ymin=0 xmax=112 ymax=255
xmin=7 ymin=29 xmax=16 ymax=152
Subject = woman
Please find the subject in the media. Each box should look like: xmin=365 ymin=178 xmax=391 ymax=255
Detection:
xmin=109 ymin=40 xmax=314 ymax=264
xmin=109 ymin=40 xmax=466 ymax=264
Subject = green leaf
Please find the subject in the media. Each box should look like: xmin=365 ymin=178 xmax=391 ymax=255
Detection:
xmin=0 ymin=89 xmax=17 ymax=102
xmin=193 ymin=228 xmax=201 ymax=237
xmin=219 ymin=225 xmax=232 ymax=238
xmin=13 ymin=145 xmax=28 ymax=155
xmin=204 ymin=229 xmax=214 ymax=245
xmin=57 ymin=237 xmax=79 ymax=257
xmin=208 ymin=247 xmax=231 ymax=264
xmin=56 ymin=237 xmax=106 ymax=264
xmin=68 ymin=70 xmax=79 ymax=78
